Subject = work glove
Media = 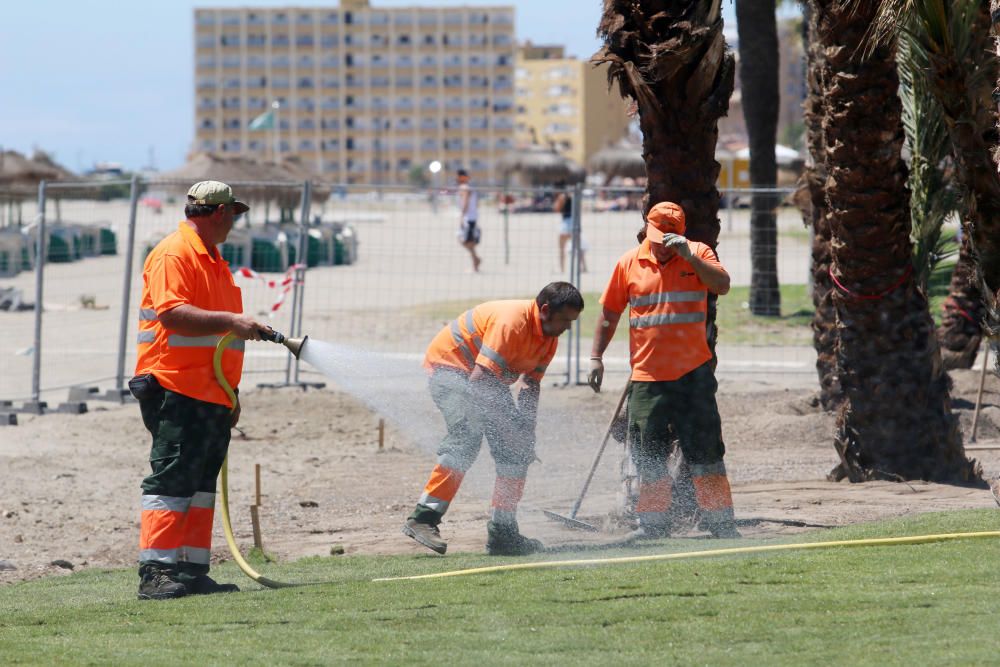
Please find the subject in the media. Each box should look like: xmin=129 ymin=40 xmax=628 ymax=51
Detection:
xmin=588 ymin=357 xmax=604 ymax=393
xmin=661 ymin=232 xmax=692 ymax=260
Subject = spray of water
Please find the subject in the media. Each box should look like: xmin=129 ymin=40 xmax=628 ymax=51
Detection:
xmin=294 ymin=336 xmax=626 ymax=546
xmin=297 ymin=338 xmax=440 ymax=451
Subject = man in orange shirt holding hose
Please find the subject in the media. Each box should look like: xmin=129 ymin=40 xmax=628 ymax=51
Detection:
xmin=588 ymin=201 xmax=739 ymax=539
xmin=403 ymin=282 xmax=583 ymax=555
xmin=131 ymin=181 xmax=269 ymax=599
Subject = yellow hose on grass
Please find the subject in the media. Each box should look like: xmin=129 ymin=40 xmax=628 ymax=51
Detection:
xmin=372 ymin=530 xmax=1000 ymax=582
xmin=215 ymin=332 xmax=302 ymax=589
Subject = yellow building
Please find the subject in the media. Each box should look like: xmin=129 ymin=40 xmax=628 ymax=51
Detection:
xmin=193 ymin=0 xmax=516 ymax=185
xmin=514 ymin=43 xmax=631 ymax=171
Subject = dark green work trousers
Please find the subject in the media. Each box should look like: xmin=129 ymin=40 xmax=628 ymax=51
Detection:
xmin=139 ymin=389 xmax=231 ymax=578
xmin=628 ymin=362 xmax=725 ymax=481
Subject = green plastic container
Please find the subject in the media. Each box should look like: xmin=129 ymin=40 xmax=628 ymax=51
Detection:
xmin=99 ymin=228 xmax=117 ymax=255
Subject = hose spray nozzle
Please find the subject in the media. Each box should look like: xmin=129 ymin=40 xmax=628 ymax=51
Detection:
xmin=260 ymin=327 xmax=307 ymax=359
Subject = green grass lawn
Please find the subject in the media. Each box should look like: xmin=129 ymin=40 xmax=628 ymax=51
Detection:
xmin=408 ymin=255 xmax=957 ymax=348
xmin=3 ymin=511 xmax=1000 ymax=665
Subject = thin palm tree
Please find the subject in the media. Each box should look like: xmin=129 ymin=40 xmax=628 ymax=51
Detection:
xmin=808 ymin=0 xmax=979 ymax=483
xmin=736 ymin=0 xmax=781 ymax=317
xmin=594 ymin=0 xmax=734 ymax=253
xmin=873 ymin=0 xmax=1000 ymax=370
xmin=797 ymin=4 xmax=841 ymax=412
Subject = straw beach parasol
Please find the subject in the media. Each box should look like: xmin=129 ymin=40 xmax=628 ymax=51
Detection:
xmin=588 ymin=142 xmax=646 ymax=181
xmin=496 ymin=143 xmax=584 ymax=186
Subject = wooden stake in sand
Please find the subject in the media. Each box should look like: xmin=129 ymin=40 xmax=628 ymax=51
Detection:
xmin=378 ymin=418 xmax=385 ymax=450
xmin=971 ymin=346 xmax=991 ymax=444
xmin=250 ymin=462 xmax=263 ymax=550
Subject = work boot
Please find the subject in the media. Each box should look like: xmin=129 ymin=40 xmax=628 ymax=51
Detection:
xmin=621 ymin=522 xmax=671 ymax=545
xmin=137 ymin=568 xmax=187 ymax=600
xmin=485 ymin=521 xmax=543 ymax=556
xmin=402 ymin=518 xmax=448 ymax=554
xmin=186 ymin=574 xmax=240 ymax=595
xmin=704 ymin=522 xmax=741 ymax=539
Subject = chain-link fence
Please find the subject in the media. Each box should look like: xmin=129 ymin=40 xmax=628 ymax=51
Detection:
xmin=0 ymin=179 xmax=814 ymax=409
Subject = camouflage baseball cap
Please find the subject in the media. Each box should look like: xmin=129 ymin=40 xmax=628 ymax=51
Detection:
xmin=187 ymin=180 xmax=249 ymax=214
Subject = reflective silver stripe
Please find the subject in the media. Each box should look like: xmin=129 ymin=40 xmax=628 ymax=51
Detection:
xmin=180 ymin=546 xmax=211 ymax=565
xmin=438 ymin=453 xmax=469 ymax=473
xmin=690 ymin=461 xmax=727 ymax=477
xmin=142 ymin=495 xmax=191 ymax=513
xmin=167 ymin=334 xmax=245 ymax=351
xmin=490 ymin=508 xmax=517 ymax=524
xmin=418 ymin=492 xmax=450 ymax=514
xmin=479 ymin=343 xmax=510 ymax=371
xmin=449 ymin=319 xmax=475 ymax=366
xmin=699 ymin=507 xmax=736 ymax=524
xmin=139 ymin=308 xmax=158 ymax=321
xmin=630 ymin=290 xmax=706 ymax=308
xmin=137 ymin=331 xmax=156 ymax=344
xmin=462 ymin=309 xmax=483 ymax=352
xmin=629 ymin=312 xmax=706 ymax=328
xmin=190 ymin=491 xmax=216 ymax=509
xmin=139 ymin=548 xmax=179 ymax=564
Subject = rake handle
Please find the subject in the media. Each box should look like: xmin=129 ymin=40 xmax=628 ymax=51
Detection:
xmin=569 ymin=380 xmax=631 ymax=518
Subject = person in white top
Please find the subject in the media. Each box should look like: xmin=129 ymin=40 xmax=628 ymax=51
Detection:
xmin=455 ymin=169 xmax=482 ymax=272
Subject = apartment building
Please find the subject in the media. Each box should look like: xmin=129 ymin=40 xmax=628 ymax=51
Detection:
xmin=514 ymin=43 xmax=630 ymax=170
xmin=193 ymin=0 xmax=516 ymax=185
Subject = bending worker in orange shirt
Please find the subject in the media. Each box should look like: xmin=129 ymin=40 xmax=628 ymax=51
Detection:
xmin=403 ymin=282 xmax=584 ymax=555
xmin=588 ymin=201 xmax=740 ymax=539
xmin=131 ymin=181 xmax=269 ymax=600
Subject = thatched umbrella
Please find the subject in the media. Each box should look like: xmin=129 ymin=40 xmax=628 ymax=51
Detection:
xmin=0 ymin=150 xmax=62 ymax=227
xmin=589 ymin=143 xmax=646 ymax=181
xmin=30 ymin=151 xmax=76 ymax=181
xmin=158 ymin=153 xmax=329 ymax=217
xmin=496 ymin=144 xmax=584 ymax=186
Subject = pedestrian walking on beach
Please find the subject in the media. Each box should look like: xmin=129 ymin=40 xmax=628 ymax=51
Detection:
xmin=455 ymin=168 xmax=482 ymax=272
xmin=403 ymin=282 xmax=584 ymax=555
xmin=131 ymin=181 xmax=269 ymax=599
xmin=588 ymin=201 xmax=739 ymax=540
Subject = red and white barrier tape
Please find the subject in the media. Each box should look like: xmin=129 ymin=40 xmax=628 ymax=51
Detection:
xmin=234 ymin=263 xmax=306 ymax=314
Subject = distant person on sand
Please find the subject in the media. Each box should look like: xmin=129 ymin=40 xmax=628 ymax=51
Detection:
xmin=553 ymin=182 xmax=574 ymax=274
xmin=455 ymin=168 xmax=482 ymax=272
xmin=402 ymin=282 xmax=584 ymax=556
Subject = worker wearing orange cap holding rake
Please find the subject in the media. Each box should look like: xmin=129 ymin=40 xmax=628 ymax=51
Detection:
xmin=588 ymin=201 xmax=740 ymax=540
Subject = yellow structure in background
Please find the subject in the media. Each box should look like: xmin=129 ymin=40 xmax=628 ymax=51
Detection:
xmin=514 ymin=43 xmax=631 ymax=169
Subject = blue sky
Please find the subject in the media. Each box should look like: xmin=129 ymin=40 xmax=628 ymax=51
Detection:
xmin=1 ymin=1 xmax=749 ymax=173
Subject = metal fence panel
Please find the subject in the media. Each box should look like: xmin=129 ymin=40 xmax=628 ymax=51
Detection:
xmin=0 ymin=180 xmax=816 ymax=405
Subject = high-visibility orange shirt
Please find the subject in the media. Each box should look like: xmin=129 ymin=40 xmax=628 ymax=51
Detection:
xmin=135 ymin=222 xmax=244 ymax=407
xmin=424 ymin=300 xmax=556 ymax=384
xmin=600 ymin=239 xmax=725 ymax=382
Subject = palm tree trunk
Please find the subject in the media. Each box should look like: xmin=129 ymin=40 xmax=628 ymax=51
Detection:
xmin=595 ymin=1 xmax=734 ymax=250
xmin=811 ymin=0 xmax=980 ymax=483
xmin=926 ymin=0 xmax=1000 ymax=369
xmin=939 ymin=232 xmax=985 ymax=369
xmin=736 ymin=0 xmax=781 ymax=316
xmin=798 ymin=5 xmax=841 ymax=412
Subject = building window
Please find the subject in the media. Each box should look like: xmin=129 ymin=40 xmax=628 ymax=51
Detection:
xmin=296 ymin=34 xmax=314 ymax=47
xmin=272 ymin=34 xmax=290 ymax=47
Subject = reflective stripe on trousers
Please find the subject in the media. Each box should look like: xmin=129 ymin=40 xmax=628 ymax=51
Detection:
xmin=139 ymin=491 xmax=216 ymax=566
